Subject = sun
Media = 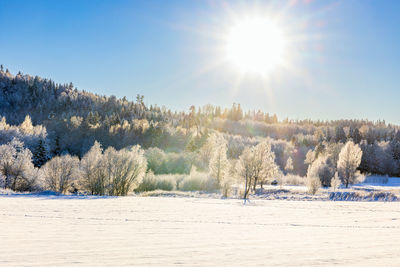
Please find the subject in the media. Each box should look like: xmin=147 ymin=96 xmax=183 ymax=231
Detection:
xmin=225 ymin=17 xmax=286 ymax=74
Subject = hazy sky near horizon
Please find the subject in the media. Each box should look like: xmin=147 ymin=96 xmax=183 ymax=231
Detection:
xmin=1 ymin=0 xmax=399 ymax=123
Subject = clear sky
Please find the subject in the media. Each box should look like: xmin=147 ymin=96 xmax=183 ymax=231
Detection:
xmin=0 ymin=0 xmax=399 ymax=123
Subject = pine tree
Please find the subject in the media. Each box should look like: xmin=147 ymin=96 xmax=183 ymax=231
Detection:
xmin=33 ymin=139 xmax=48 ymax=168
xmin=52 ymin=136 xmax=61 ymax=156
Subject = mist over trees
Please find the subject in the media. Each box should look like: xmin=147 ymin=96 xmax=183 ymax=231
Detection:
xmin=0 ymin=67 xmax=398 ymax=196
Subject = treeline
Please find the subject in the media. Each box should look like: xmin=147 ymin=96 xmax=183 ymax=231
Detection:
xmin=1 ymin=67 xmax=400 ymax=180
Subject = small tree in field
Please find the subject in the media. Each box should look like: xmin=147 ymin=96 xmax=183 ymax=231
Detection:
xmin=208 ymin=134 xmax=231 ymax=196
xmin=42 ymin=154 xmax=80 ymax=194
xmin=337 ymin=141 xmax=362 ymax=188
xmin=306 ymin=175 xmax=321 ymax=195
xmin=307 ymin=156 xmax=335 ymax=187
xmin=80 ymin=141 xmax=105 ymax=195
xmin=236 ymin=146 xmax=254 ymax=202
xmin=236 ymin=141 xmax=278 ymax=202
xmin=285 ymin=157 xmax=293 ymax=174
xmin=331 ymin=172 xmax=341 ymax=191
xmin=252 ymin=141 xmax=279 ymax=191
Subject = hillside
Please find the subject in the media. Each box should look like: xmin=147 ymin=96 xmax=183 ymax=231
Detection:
xmin=1 ymin=66 xmax=400 ymax=178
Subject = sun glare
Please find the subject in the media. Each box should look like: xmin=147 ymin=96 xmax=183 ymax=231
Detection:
xmin=226 ymin=18 xmax=286 ymax=74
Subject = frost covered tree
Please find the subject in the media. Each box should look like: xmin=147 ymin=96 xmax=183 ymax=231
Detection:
xmin=80 ymin=141 xmax=105 ymax=195
xmin=42 ymin=154 xmax=80 ymax=194
xmin=208 ymin=134 xmax=229 ymax=184
xmin=208 ymin=134 xmax=232 ymax=197
xmin=236 ymin=141 xmax=278 ymax=201
xmin=285 ymin=157 xmax=293 ymax=174
xmin=0 ymin=138 xmax=37 ymax=191
xmin=304 ymin=149 xmax=315 ymax=165
xmin=331 ymin=172 xmax=341 ymax=191
xmin=306 ymin=175 xmax=321 ymax=195
xmin=253 ymin=141 xmax=279 ymax=190
xmin=103 ymin=145 xmax=147 ymax=196
xmin=198 ymin=133 xmax=218 ymax=170
xmin=19 ymin=115 xmax=34 ymax=135
xmin=307 ymin=156 xmax=335 ymax=187
xmin=236 ymin=146 xmax=254 ymax=201
xmin=32 ymin=139 xmax=49 ymax=168
xmin=79 ymin=143 xmax=147 ymax=196
xmin=337 ymin=141 xmax=362 ymax=188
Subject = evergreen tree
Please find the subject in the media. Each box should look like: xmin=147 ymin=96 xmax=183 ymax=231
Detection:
xmin=33 ymin=139 xmax=48 ymax=168
xmin=52 ymin=136 xmax=61 ymax=156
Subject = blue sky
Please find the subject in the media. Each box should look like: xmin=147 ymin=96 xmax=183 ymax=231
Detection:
xmin=0 ymin=0 xmax=399 ymax=123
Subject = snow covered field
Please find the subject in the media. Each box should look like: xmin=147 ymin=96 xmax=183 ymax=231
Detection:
xmin=1 ymin=195 xmax=400 ymax=266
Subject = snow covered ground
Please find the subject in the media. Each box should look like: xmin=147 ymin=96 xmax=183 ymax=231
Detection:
xmin=1 ymin=195 xmax=400 ymax=266
xmin=354 ymin=176 xmax=400 ymax=189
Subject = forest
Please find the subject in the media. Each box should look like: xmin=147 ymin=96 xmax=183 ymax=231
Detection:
xmin=0 ymin=66 xmax=399 ymax=196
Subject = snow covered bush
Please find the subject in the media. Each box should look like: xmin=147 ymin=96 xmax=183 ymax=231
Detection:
xmin=331 ymin=172 xmax=341 ymax=191
xmin=79 ymin=143 xmax=147 ymax=196
xmin=307 ymin=156 xmax=335 ymax=187
xmin=80 ymin=141 xmax=105 ymax=195
xmin=103 ymin=145 xmax=147 ymax=196
xmin=0 ymin=138 xmax=38 ymax=191
xmin=135 ymin=172 xmax=176 ymax=192
xmin=280 ymin=174 xmax=305 ymax=186
xmin=285 ymin=157 xmax=293 ymax=174
xmin=180 ymin=167 xmax=218 ymax=192
xmin=41 ymin=154 xmax=80 ymax=194
xmin=306 ymin=175 xmax=321 ymax=195
xmin=145 ymin=147 xmax=193 ymax=175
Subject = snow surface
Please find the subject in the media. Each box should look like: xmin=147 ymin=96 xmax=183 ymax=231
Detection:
xmin=1 ymin=195 xmax=400 ymax=266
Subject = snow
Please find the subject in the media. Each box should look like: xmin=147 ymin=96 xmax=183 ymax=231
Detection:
xmin=1 ymin=195 xmax=400 ymax=266
xmin=355 ymin=176 xmax=400 ymax=189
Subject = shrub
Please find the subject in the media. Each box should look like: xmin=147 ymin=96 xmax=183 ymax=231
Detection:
xmin=145 ymin=148 xmax=193 ymax=174
xmin=307 ymin=156 xmax=335 ymax=187
xmin=42 ymin=154 xmax=80 ymax=194
xmin=79 ymin=143 xmax=147 ymax=196
xmin=331 ymin=172 xmax=341 ymax=190
xmin=0 ymin=138 xmax=39 ymax=192
xmin=104 ymin=145 xmax=147 ymax=196
xmin=180 ymin=168 xmax=218 ymax=192
xmin=135 ymin=172 xmax=177 ymax=192
xmin=281 ymin=174 xmax=305 ymax=186
xmin=306 ymin=175 xmax=321 ymax=195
